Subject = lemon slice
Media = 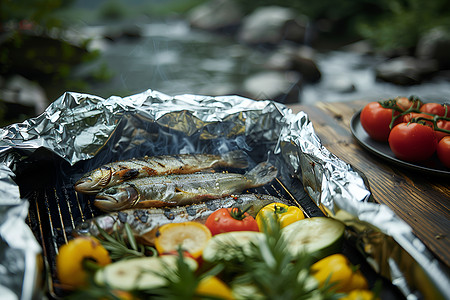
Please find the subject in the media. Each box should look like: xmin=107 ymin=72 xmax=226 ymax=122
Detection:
xmin=155 ymin=221 xmax=212 ymax=258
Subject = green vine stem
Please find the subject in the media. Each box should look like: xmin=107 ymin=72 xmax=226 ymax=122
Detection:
xmin=379 ymin=96 xmax=450 ymax=134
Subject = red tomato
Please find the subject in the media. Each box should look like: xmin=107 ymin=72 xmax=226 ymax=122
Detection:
xmin=360 ymin=102 xmax=398 ymax=142
xmin=437 ymin=136 xmax=450 ymax=168
xmin=388 ymin=123 xmax=438 ymax=162
xmin=435 ymin=120 xmax=450 ymax=141
xmin=205 ymin=207 xmax=259 ymax=236
xmin=420 ymin=103 xmax=448 ymax=117
xmin=402 ymin=112 xmax=434 ymax=125
xmin=396 ymin=97 xmax=415 ymax=111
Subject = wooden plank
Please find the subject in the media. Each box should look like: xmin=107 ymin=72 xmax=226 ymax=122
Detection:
xmin=288 ymin=101 xmax=450 ymax=267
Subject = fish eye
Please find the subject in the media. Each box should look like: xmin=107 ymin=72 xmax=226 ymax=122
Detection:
xmin=104 ymin=187 xmax=117 ymax=194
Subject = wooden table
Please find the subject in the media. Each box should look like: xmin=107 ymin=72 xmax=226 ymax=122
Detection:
xmin=287 ymin=100 xmax=450 ymax=268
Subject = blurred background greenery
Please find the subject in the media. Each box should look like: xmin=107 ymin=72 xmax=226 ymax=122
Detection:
xmin=1 ymin=0 xmax=450 ymax=126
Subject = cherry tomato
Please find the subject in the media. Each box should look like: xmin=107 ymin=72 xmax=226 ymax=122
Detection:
xmin=360 ymin=102 xmax=398 ymax=142
xmin=388 ymin=123 xmax=438 ymax=162
xmin=395 ymin=97 xmax=415 ymax=111
xmin=435 ymin=120 xmax=450 ymax=141
xmin=420 ymin=103 xmax=448 ymax=117
xmin=401 ymin=112 xmax=434 ymax=126
xmin=437 ymin=136 xmax=450 ymax=168
xmin=205 ymin=207 xmax=259 ymax=236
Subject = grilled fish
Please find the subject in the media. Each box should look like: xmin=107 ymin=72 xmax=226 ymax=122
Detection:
xmin=94 ymin=162 xmax=278 ymax=212
xmin=76 ymin=194 xmax=288 ymax=246
xmin=74 ymin=150 xmax=248 ymax=194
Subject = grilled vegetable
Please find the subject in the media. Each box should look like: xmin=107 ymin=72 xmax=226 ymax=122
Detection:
xmin=282 ymin=217 xmax=345 ymax=261
xmin=75 ymin=150 xmax=248 ymax=194
xmin=196 ymin=276 xmax=234 ymax=300
xmin=310 ymin=253 xmax=369 ymax=293
xmin=154 ymin=222 xmax=212 ymax=258
xmin=56 ymin=236 xmax=111 ymax=288
xmin=256 ymin=202 xmax=304 ymax=231
xmin=202 ymin=231 xmax=265 ymax=263
xmin=75 ymin=194 xmax=284 ymax=246
xmin=94 ymin=162 xmax=278 ymax=212
xmin=94 ymin=255 xmax=198 ymax=291
xmin=339 ymin=289 xmax=379 ymax=300
xmin=205 ymin=206 xmax=259 ymax=236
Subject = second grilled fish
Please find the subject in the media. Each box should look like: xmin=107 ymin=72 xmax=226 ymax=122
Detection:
xmin=74 ymin=150 xmax=248 ymax=194
xmin=76 ymin=194 xmax=288 ymax=246
xmin=94 ymin=162 xmax=278 ymax=212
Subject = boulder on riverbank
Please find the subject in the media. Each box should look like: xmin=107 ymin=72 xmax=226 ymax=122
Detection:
xmin=241 ymin=70 xmax=302 ymax=103
xmin=375 ymin=56 xmax=439 ymax=85
xmin=187 ymin=0 xmax=243 ymax=32
xmin=416 ymin=27 xmax=450 ymax=70
xmin=265 ymin=45 xmax=321 ymax=83
xmin=238 ymin=6 xmax=308 ymax=45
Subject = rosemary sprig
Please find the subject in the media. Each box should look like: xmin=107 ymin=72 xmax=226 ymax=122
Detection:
xmin=209 ymin=215 xmax=340 ymax=300
xmin=94 ymin=221 xmax=157 ymax=261
xmin=140 ymin=247 xmax=225 ymax=300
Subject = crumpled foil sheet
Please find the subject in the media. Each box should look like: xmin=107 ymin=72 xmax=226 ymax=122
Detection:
xmin=0 ymin=89 xmax=448 ymax=299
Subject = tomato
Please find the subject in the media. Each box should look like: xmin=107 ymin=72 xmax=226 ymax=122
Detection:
xmin=420 ymin=103 xmax=448 ymax=117
xmin=56 ymin=236 xmax=111 ymax=288
xmin=205 ymin=207 xmax=259 ymax=236
xmin=437 ymin=136 xmax=450 ymax=168
xmin=360 ymin=102 xmax=397 ymax=142
xmin=435 ymin=120 xmax=450 ymax=141
xmin=388 ymin=123 xmax=438 ymax=162
xmin=395 ymin=96 xmax=415 ymax=111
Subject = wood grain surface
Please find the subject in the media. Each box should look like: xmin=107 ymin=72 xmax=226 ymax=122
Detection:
xmin=287 ymin=100 xmax=450 ymax=268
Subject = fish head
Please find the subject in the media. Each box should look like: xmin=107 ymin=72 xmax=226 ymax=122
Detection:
xmin=95 ymin=185 xmax=139 ymax=212
xmin=74 ymin=166 xmax=112 ymax=194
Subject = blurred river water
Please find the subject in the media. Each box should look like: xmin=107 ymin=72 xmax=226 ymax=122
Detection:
xmin=73 ymin=19 xmax=450 ymax=104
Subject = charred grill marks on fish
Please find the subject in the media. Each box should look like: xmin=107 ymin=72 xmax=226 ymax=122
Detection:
xmin=74 ymin=150 xmax=249 ymax=194
xmin=76 ymin=194 xmax=287 ymax=246
xmin=94 ymin=162 xmax=278 ymax=212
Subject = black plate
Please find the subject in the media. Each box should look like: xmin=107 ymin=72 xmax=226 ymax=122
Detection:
xmin=350 ymin=110 xmax=450 ymax=177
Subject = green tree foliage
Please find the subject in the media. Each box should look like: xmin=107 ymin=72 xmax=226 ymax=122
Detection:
xmin=234 ymin=0 xmax=450 ymax=51
xmin=0 ymin=0 xmax=75 ymax=30
xmin=358 ymin=0 xmax=450 ymax=51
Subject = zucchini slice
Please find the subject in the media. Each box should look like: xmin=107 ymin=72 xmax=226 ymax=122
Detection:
xmin=95 ymin=255 xmax=197 ymax=291
xmin=282 ymin=217 xmax=345 ymax=261
xmin=202 ymin=231 xmax=265 ymax=263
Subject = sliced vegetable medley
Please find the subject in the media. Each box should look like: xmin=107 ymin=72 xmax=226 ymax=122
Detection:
xmin=57 ymin=210 xmax=381 ymax=299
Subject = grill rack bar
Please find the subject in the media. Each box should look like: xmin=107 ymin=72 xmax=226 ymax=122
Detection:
xmin=25 ymin=166 xmax=317 ymax=298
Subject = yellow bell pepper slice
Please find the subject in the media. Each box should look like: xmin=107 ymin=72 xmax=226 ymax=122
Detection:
xmin=256 ymin=202 xmax=304 ymax=230
xmin=339 ymin=289 xmax=379 ymax=300
xmin=310 ymin=253 xmax=368 ymax=293
xmin=56 ymin=236 xmax=111 ymax=288
xmin=196 ymin=275 xmax=234 ymax=299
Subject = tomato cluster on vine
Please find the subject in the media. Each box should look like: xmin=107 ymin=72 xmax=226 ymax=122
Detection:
xmin=360 ymin=96 xmax=450 ymax=168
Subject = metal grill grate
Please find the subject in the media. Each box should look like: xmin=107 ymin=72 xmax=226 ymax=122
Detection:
xmin=20 ymin=150 xmax=402 ymax=299
xmin=20 ymin=150 xmax=323 ymax=299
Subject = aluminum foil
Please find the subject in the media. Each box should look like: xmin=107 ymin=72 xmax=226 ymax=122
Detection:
xmin=0 ymin=89 xmax=448 ymax=299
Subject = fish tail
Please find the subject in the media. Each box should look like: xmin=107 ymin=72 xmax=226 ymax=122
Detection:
xmin=221 ymin=150 xmax=249 ymax=169
xmin=245 ymin=162 xmax=278 ymax=187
